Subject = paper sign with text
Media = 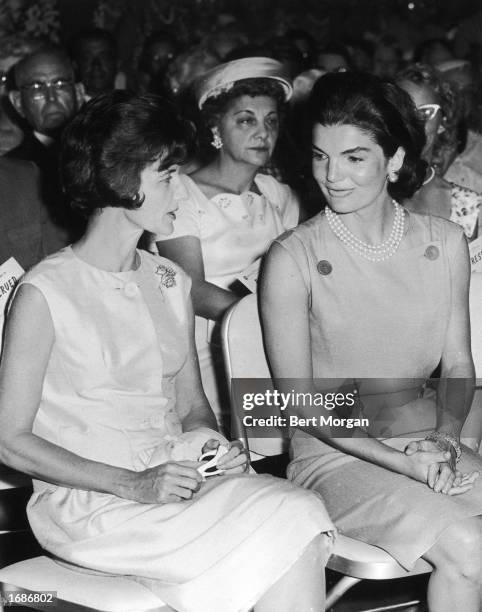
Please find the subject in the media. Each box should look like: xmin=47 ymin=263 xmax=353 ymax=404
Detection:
xmin=469 ymin=236 xmax=482 ymax=272
xmin=0 ymin=257 xmax=25 ymax=352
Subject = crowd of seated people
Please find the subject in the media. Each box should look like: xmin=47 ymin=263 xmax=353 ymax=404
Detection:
xmin=0 ymin=14 xmax=481 ymax=251
xmin=0 ymin=10 xmax=481 ymax=611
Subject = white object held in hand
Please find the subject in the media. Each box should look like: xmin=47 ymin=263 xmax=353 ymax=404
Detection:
xmin=197 ymin=445 xmax=229 ymax=480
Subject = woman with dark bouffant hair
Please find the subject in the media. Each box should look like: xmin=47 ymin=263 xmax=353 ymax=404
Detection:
xmin=157 ymin=57 xmax=300 ymax=429
xmin=396 ymin=63 xmax=482 ymax=242
xmin=0 ymin=90 xmax=334 ymax=612
xmin=261 ymin=72 xmax=482 ymax=612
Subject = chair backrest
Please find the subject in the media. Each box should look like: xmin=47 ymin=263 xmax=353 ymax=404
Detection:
xmin=221 ymin=294 xmax=288 ymax=457
xmin=464 ymin=273 xmax=482 ymax=453
xmin=222 ymin=294 xmax=434 ymax=603
xmin=469 ymin=273 xmax=482 ymax=381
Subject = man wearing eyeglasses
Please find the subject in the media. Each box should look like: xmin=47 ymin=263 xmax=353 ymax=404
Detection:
xmin=6 ymin=47 xmax=85 ymax=242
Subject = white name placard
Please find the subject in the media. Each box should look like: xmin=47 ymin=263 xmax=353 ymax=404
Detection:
xmin=469 ymin=236 xmax=482 ymax=273
xmin=0 ymin=257 xmax=25 ymax=352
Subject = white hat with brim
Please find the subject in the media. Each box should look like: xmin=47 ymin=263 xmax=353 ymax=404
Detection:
xmin=196 ymin=57 xmax=293 ymax=109
xmin=435 ymin=59 xmax=471 ymax=73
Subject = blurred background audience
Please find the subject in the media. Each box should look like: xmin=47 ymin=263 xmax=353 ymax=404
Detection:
xmin=397 ymin=62 xmax=482 ymax=239
xmin=0 ymin=0 xmax=480 ymax=269
xmin=6 ymin=46 xmax=85 ymax=241
xmin=69 ymin=28 xmax=120 ymax=99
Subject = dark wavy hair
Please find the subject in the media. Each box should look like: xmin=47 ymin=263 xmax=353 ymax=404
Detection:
xmin=396 ymin=63 xmax=456 ymax=125
xmin=60 ymin=90 xmax=192 ymax=216
xmin=396 ymin=62 xmax=467 ymax=155
xmin=307 ymin=72 xmax=427 ymax=200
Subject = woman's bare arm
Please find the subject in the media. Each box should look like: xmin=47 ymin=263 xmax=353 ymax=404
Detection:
xmin=0 ymin=284 xmax=202 ymax=504
xmin=438 ymin=234 xmax=475 ymax=437
xmin=176 ymin=295 xmax=248 ymax=472
xmin=176 ymin=296 xmax=219 ymax=432
xmin=405 ymin=234 xmax=478 ymax=493
xmin=156 ymin=236 xmax=238 ymax=320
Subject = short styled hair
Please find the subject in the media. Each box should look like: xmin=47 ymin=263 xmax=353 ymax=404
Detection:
xmin=60 ymin=90 xmax=192 ymax=216
xmin=307 ymin=72 xmax=427 ymax=200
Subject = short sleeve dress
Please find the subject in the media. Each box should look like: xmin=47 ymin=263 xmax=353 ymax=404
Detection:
xmin=158 ymin=172 xmax=300 ymax=426
xmin=20 ymin=247 xmax=334 ymax=612
xmin=274 ymin=209 xmax=482 ymax=570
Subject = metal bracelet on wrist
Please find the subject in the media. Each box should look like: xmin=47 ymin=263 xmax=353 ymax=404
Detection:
xmin=425 ymin=431 xmax=462 ymax=462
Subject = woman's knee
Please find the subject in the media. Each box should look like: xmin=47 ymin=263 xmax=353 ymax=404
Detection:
xmin=429 ymin=518 xmax=481 ymax=583
xmin=306 ymin=532 xmax=335 ymax=566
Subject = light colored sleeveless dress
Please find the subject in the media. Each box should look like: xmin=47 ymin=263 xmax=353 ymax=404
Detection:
xmin=275 ymin=209 xmax=482 ymax=570
xmin=21 ymin=246 xmax=334 ymax=612
xmin=158 ymin=172 xmax=299 ymax=429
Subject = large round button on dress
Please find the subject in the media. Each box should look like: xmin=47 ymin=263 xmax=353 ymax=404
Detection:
xmin=124 ymin=282 xmax=138 ymax=297
xmin=317 ymin=260 xmax=332 ymax=275
xmin=424 ymin=245 xmax=439 ymax=260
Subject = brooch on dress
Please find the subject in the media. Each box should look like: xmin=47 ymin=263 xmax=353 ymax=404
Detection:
xmin=156 ymin=264 xmax=177 ymax=288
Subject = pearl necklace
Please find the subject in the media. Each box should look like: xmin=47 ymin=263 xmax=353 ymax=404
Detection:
xmin=325 ymin=200 xmax=405 ymax=262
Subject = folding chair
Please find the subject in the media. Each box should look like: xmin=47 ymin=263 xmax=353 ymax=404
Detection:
xmin=0 ymin=466 xmax=173 ymax=612
xmin=221 ymin=294 xmax=432 ymax=611
xmin=463 ymin=271 xmax=482 ymax=453
xmin=0 ymin=558 xmax=172 ymax=612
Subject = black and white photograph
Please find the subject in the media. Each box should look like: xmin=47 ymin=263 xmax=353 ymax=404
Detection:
xmin=0 ymin=0 xmax=481 ymax=610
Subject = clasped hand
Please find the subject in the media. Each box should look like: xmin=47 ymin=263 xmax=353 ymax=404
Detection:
xmin=404 ymin=439 xmax=479 ymax=495
xmin=129 ymin=439 xmax=248 ymax=504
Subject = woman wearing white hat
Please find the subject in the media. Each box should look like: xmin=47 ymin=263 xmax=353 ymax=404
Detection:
xmin=157 ymin=57 xmax=300 ymax=429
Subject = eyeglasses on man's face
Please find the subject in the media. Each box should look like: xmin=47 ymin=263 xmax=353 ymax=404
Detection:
xmin=416 ymin=103 xmax=441 ymax=122
xmin=20 ymin=78 xmax=74 ymax=100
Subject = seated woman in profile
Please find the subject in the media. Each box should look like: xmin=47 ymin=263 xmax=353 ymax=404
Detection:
xmin=156 ymin=57 xmax=300 ymax=428
xmin=261 ymin=72 xmax=482 ymax=612
xmin=0 ymin=91 xmax=334 ymax=612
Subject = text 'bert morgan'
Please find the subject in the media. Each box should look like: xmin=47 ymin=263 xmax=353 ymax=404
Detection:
xmin=241 ymin=389 xmax=370 ymax=429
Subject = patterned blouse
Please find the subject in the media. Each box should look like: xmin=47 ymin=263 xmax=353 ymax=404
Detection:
xmin=449 ymin=182 xmax=482 ymax=240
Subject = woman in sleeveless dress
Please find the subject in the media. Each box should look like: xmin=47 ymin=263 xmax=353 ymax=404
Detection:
xmin=260 ymin=72 xmax=482 ymax=612
xmin=156 ymin=57 xmax=300 ymax=429
xmin=0 ymin=91 xmax=334 ymax=612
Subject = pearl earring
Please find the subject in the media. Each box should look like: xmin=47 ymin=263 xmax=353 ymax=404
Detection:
xmin=211 ymin=128 xmax=223 ymax=150
xmin=387 ymin=170 xmax=398 ymax=183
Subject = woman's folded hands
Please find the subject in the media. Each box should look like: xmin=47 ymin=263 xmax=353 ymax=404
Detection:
xmin=404 ymin=439 xmax=479 ymax=495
